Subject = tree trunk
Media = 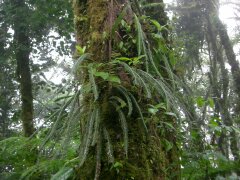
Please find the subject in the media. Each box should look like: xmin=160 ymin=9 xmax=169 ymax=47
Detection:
xmin=205 ymin=3 xmax=239 ymax=161
xmin=73 ymin=0 xmax=180 ymax=179
xmin=216 ymin=17 xmax=240 ymax=100
xmin=12 ymin=0 xmax=34 ymax=137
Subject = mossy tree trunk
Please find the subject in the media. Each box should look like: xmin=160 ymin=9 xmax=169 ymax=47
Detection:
xmin=73 ymin=0 xmax=180 ymax=179
xmin=12 ymin=0 xmax=35 ymax=137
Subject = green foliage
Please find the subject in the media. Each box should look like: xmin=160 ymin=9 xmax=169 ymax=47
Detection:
xmin=181 ymin=150 xmax=240 ymax=179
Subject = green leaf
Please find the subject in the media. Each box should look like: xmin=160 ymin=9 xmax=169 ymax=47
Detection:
xmin=209 ymin=119 xmax=219 ymax=128
xmin=76 ymin=45 xmax=86 ymax=55
xmin=208 ymin=98 xmax=214 ymax=108
xmin=196 ymin=96 xmax=205 ymax=107
xmin=116 ymin=57 xmax=131 ymax=61
xmin=108 ymin=75 xmax=121 ymax=84
xmin=93 ymin=71 xmax=109 ymax=80
xmin=150 ymin=19 xmax=161 ymax=31
xmin=148 ymin=108 xmax=158 ymax=115
xmin=169 ymin=52 xmax=177 ymax=67
xmin=113 ymin=162 xmax=123 ymax=168
xmin=155 ymin=103 xmax=166 ymax=110
xmin=163 ymin=139 xmax=173 ymax=152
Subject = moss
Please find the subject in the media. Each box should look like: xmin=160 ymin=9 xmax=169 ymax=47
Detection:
xmin=72 ymin=0 xmax=180 ymax=179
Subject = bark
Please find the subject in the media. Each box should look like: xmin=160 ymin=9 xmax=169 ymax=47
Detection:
xmin=12 ymin=0 xmax=34 ymax=137
xmin=73 ymin=0 xmax=180 ymax=179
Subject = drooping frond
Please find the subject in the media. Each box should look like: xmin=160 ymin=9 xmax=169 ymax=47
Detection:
xmin=103 ymin=126 xmax=114 ymax=163
xmin=116 ymin=86 xmax=133 ymax=117
xmin=128 ymin=92 xmax=148 ymax=135
xmin=79 ymin=107 xmax=98 ymax=167
xmin=41 ymin=94 xmax=75 ymax=149
xmin=94 ymin=131 xmax=102 ymax=180
xmin=92 ymin=108 xmax=101 ymax=146
xmin=88 ymin=66 xmax=99 ymax=101
xmin=110 ymin=100 xmax=129 ymax=158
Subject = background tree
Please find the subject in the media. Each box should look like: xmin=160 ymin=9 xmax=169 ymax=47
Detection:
xmin=171 ymin=0 xmax=240 ymax=178
xmin=0 ymin=0 xmax=73 ymax=137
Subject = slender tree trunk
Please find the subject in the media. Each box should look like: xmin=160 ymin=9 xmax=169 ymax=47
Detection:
xmin=12 ymin=0 xmax=34 ymax=137
xmin=73 ymin=0 xmax=180 ymax=179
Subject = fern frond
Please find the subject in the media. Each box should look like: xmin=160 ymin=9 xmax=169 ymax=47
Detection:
xmin=134 ymin=13 xmax=145 ymax=57
xmin=119 ymin=62 xmax=151 ymax=98
xmin=110 ymin=101 xmax=128 ymax=158
xmin=111 ymin=4 xmax=128 ymax=35
xmin=61 ymin=107 xmax=81 ymax=153
xmin=118 ymin=109 xmax=129 ymax=158
xmin=133 ymin=13 xmax=150 ymax=71
xmin=62 ymin=89 xmax=81 ymax=136
xmin=41 ymin=95 xmax=74 ymax=149
xmin=103 ymin=126 xmax=114 ymax=163
xmin=116 ymin=86 xmax=133 ymax=117
xmin=146 ymin=46 xmax=163 ymax=78
xmin=161 ymin=54 xmax=176 ymax=89
xmin=88 ymin=66 xmax=99 ymax=101
xmin=92 ymin=108 xmax=100 ymax=146
xmin=137 ymin=69 xmax=172 ymax=109
xmin=94 ymin=130 xmax=102 ymax=180
xmin=129 ymin=92 xmax=148 ymax=135
xmin=73 ymin=53 xmax=91 ymax=73
xmin=119 ymin=61 xmax=138 ymax=85
xmin=134 ymin=69 xmax=152 ymax=98
xmin=79 ymin=108 xmax=97 ymax=167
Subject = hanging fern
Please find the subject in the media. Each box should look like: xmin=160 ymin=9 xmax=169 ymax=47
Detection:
xmin=103 ymin=126 xmax=115 ymax=163
xmin=27 ymin=1 xmax=184 ymax=179
xmin=110 ymin=100 xmax=129 ymax=158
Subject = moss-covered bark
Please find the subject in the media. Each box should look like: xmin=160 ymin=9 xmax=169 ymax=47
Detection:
xmin=73 ymin=0 xmax=180 ymax=179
